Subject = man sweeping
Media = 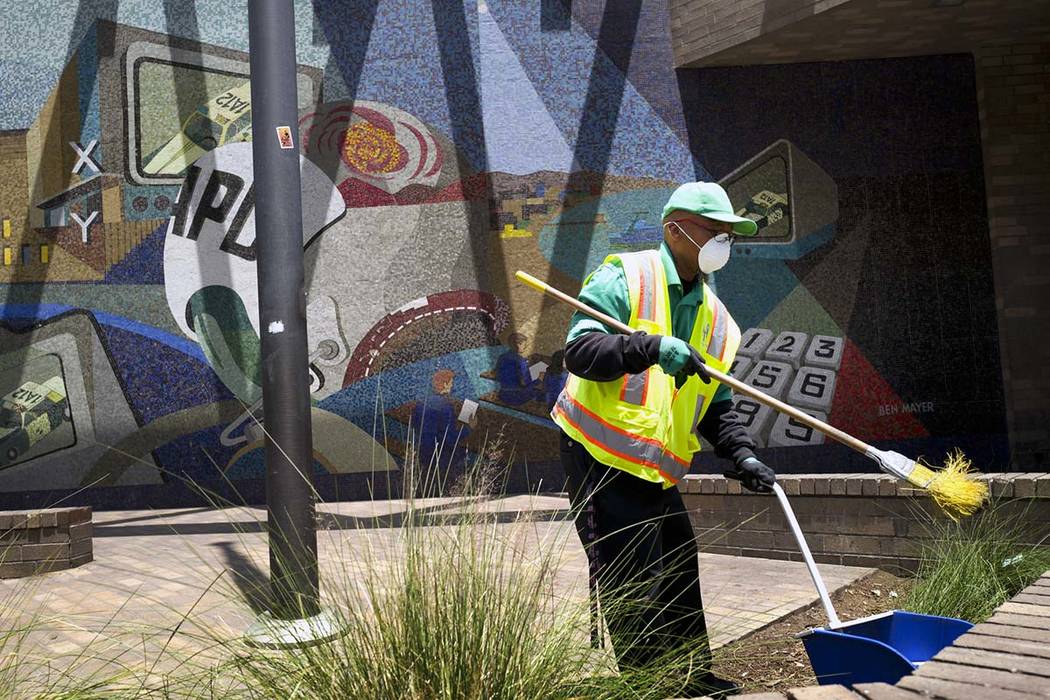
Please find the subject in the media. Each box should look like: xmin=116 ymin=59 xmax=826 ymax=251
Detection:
xmin=552 ymin=181 xmax=777 ymax=697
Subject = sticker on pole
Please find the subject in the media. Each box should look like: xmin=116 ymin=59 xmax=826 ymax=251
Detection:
xmin=275 ymin=126 xmax=294 ymax=149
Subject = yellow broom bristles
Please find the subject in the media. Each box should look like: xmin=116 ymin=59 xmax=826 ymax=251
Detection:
xmin=910 ymin=450 xmax=988 ymax=521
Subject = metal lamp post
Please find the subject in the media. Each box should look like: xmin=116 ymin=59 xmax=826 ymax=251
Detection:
xmin=243 ymin=0 xmax=341 ymax=648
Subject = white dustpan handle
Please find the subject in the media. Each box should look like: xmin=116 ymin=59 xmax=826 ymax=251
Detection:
xmin=771 ymin=483 xmax=842 ymax=629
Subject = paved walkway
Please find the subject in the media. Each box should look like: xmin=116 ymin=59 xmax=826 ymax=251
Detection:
xmin=1 ymin=495 xmax=873 ymax=680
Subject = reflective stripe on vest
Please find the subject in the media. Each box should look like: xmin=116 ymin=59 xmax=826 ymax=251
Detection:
xmin=553 ymin=391 xmax=691 ymax=483
xmin=634 ymin=252 xmax=660 ymax=321
xmin=707 ymin=295 xmax=730 ymax=363
xmin=691 ymin=393 xmax=708 ymax=441
xmin=617 ymin=252 xmax=660 ymax=406
xmin=620 ymin=372 xmax=648 ymax=405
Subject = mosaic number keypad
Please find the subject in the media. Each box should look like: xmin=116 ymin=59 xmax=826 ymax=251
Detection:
xmin=730 ymin=328 xmax=844 ymax=448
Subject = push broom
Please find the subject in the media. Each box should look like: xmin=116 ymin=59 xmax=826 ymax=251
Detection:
xmin=516 ymin=270 xmax=987 ymax=520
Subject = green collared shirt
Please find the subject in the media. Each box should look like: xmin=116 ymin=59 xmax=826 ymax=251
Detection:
xmin=566 ymin=243 xmax=732 ymax=402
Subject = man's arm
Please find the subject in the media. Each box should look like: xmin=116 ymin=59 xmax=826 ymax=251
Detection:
xmin=696 ymin=399 xmax=757 ymax=464
xmin=564 ymin=332 xmax=661 ymax=381
xmin=697 ymin=398 xmax=776 ymax=492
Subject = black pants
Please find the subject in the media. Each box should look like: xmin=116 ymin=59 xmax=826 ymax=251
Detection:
xmin=559 ymin=431 xmax=710 ymax=672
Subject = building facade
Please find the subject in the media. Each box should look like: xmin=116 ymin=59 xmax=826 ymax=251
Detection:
xmin=0 ymin=0 xmax=1043 ymax=509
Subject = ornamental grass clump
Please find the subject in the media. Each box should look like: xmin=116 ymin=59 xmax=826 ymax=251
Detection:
xmin=902 ymin=496 xmax=1050 ymax=623
xmin=210 ymin=437 xmax=593 ymax=700
xmin=209 ymin=432 xmax=719 ymax=700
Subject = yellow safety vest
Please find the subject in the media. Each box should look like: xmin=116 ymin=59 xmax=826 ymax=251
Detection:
xmin=552 ymin=250 xmax=741 ymax=488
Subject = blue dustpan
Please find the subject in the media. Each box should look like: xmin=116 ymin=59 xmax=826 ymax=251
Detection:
xmin=772 ymin=484 xmax=973 ymax=688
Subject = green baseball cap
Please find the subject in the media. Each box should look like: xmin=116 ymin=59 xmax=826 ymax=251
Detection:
xmin=661 ymin=182 xmax=759 ymax=236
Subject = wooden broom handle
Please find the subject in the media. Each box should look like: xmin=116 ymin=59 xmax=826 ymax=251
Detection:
xmin=516 ymin=271 xmax=872 ymax=455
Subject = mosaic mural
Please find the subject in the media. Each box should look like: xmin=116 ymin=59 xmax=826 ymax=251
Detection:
xmin=0 ymin=2 xmax=1007 ymax=508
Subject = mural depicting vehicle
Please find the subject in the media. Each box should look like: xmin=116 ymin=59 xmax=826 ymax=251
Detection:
xmin=609 ymin=212 xmax=662 ymax=250
xmin=613 ymin=217 xmax=659 ymax=252
xmin=0 ymin=377 xmax=70 ymax=468
xmin=142 ymin=80 xmax=254 ymax=175
xmin=737 ymin=190 xmax=789 ymax=231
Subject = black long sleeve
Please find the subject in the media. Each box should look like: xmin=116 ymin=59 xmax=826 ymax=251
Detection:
xmin=697 ymin=399 xmax=757 ymax=465
xmin=564 ymin=331 xmax=661 ymax=382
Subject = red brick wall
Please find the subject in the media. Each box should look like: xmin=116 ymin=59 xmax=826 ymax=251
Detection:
xmin=0 ymin=507 xmax=93 ymax=578
xmin=681 ymin=474 xmax=1050 ymax=574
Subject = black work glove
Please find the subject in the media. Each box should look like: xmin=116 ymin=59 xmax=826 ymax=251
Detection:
xmin=724 ymin=456 xmax=776 ymax=493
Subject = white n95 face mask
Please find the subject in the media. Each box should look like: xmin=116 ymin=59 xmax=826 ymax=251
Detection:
xmin=669 ymin=222 xmax=733 ymax=274
xmin=697 ymin=234 xmax=732 ymax=274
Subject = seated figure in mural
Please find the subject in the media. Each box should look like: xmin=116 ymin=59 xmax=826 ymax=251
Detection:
xmin=543 ymin=349 xmax=569 ymax=413
xmin=495 ymin=332 xmax=543 ymax=405
xmin=410 ymin=369 xmax=472 ymax=476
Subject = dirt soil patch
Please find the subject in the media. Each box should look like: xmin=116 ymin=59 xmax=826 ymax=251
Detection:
xmin=713 ymin=569 xmax=914 ymax=694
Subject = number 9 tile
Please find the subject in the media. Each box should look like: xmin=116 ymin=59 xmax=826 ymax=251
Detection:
xmin=767 ymin=409 xmax=828 ymax=448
